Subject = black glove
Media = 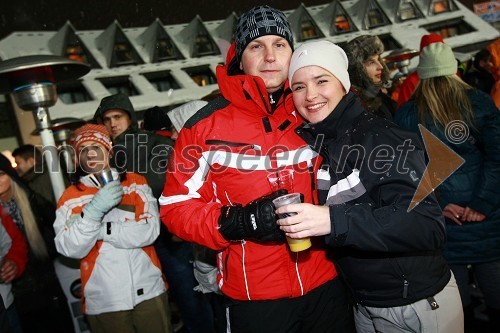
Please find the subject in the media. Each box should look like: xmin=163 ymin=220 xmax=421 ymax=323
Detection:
xmin=218 ymin=190 xmax=287 ymax=242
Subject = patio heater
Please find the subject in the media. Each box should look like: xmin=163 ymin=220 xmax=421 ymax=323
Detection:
xmin=0 ymin=55 xmax=90 ymax=200
xmin=383 ymin=48 xmax=419 ymax=75
xmin=32 ymin=117 xmax=87 ymax=174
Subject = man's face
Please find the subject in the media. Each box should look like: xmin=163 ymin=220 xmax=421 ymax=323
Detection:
xmin=102 ymin=109 xmax=132 ymax=139
xmin=14 ymin=156 xmax=34 ymax=177
xmin=77 ymin=141 xmax=110 ymax=174
xmin=364 ymin=54 xmax=384 ymax=85
xmin=239 ymin=35 xmax=292 ymax=93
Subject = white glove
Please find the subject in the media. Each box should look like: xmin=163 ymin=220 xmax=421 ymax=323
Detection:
xmin=83 ymin=180 xmax=123 ymax=222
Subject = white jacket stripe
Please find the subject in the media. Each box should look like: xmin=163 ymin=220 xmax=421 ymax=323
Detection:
xmin=160 ymin=146 xmax=318 ymax=206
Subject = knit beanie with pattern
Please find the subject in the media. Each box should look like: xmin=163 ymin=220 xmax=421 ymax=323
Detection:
xmin=288 ymin=40 xmax=351 ymax=94
xmin=418 ymin=42 xmax=457 ymax=79
xmin=234 ymin=5 xmax=293 ymax=61
xmin=73 ymin=124 xmax=112 ymax=152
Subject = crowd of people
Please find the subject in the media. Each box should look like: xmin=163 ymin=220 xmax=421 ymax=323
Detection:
xmin=0 ymin=4 xmax=499 ymax=333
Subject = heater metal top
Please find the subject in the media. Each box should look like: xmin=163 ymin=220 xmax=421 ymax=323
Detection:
xmin=0 ymin=55 xmax=90 ymax=93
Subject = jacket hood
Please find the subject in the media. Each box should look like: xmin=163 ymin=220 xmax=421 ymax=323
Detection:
xmin=93 ymin=93 xmax=138 ymax=129
xmin=217 ymin=42 xmax=295 ymax=116
xmin=225 ymin=42 xmax=245 ymax=76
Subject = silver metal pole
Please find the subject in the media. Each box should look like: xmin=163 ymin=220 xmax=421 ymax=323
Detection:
xmin=34 ymin=106 xmax=66 ymax=201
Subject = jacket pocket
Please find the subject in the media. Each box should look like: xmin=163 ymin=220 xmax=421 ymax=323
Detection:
xmin=206 ymin=139 xmax=261 ymax=151
xmin=393 ymin=257 xmax=409 ymax=299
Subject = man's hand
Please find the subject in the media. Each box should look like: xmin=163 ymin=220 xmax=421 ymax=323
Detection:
xmin=83 ymin=180 xmax=124 ymax=222
xmin=218 ymin=190 xmax=287 ymax=242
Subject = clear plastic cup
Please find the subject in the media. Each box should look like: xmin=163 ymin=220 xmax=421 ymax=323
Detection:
xmin=272 ymin=193 xmax=312 ymax=252
xmin=267 ymin=169 xmax=294 ymax=193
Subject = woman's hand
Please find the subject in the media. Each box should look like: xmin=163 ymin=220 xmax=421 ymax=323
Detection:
xmin=276 ymin=203 xmax=331 ymax=239
xmin=443 ymin=203 xmax=465 ymax=225
xmin=461 ymin=206 xmax=486 ymax=222
xmin=443 ymin=203 xmax=486 ymax=225
xmin=0 ymin=259 xmax=19 ymax=284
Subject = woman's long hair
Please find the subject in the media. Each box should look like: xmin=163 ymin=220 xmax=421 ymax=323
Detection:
xmin=413 ymin=74 xmax=474 ymax=127
xmin=10 ymin=180 xmax=49 ymax=259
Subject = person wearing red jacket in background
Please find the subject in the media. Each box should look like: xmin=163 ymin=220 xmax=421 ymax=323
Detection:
xmin=0 ymin=205 xmax=28 ymax=333
xmin=486 ymin=38 xmax=500 ymax=108
xmin=397 ymin=33 xmax=444 ymax=108
xmin=160 ymin=5 xmax=353 ymax=333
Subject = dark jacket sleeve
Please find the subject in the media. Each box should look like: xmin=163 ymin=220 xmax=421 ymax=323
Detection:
xmin=467 ymin=91 xmax=500 ymax=216
xmin=30 ymin=190 xmax=58 ymax=259
xmin=146 ymin=133 xmax=174 ymax=199
xmin=325 ymin=126 xmax=446 ymax=253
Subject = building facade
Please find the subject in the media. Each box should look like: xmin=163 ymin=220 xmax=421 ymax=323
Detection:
xmin=0 ymin=0 xmax=498 ymax=147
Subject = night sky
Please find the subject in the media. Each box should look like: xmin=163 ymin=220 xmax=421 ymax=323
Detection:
xmin=0 ymin=0 xmax=333 ymax=39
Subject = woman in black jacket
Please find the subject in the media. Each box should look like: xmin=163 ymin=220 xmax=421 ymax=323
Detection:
xmin=278 ymin=40 xmax=463 ymax=333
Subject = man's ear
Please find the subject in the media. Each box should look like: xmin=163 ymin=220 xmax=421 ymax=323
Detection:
xmin=240 ymin=61 xmax=243 ymax=71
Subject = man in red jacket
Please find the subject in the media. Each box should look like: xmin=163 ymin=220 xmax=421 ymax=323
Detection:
xmin=160 ymin=5 xmax=353 ymax=333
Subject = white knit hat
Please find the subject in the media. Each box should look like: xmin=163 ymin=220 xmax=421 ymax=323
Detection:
xmin=288 ymin=40 xmax=351 ymax=93
xmin=417 ymin=42 xmax=457 ymax=79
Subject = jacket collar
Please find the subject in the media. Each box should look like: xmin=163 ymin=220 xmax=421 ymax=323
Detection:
xmin=112 ymin=126 xmax=138 ymax=144
xmin=301 ymin=92 xmax=364 ymax=141
xmin=79 ymin=168 xmax=120 ymax=188
xmin=21 ymin=167 xmax=37 ymax=182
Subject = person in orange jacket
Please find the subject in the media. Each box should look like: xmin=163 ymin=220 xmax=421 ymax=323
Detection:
xmin=486 ymin=38 xmax=500 ymax=108
xmin=54 ymin=124 xmax=172 ymax=333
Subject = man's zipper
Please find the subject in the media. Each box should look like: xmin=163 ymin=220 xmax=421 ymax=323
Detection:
xmin=206 ymin=139 xmax=261 ymax=151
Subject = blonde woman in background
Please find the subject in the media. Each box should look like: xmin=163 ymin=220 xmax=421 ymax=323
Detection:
xmin=0 ymin=153 xmax=74 ymax=333
xmin=395 ymin=42 xmax=500 ymax=332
